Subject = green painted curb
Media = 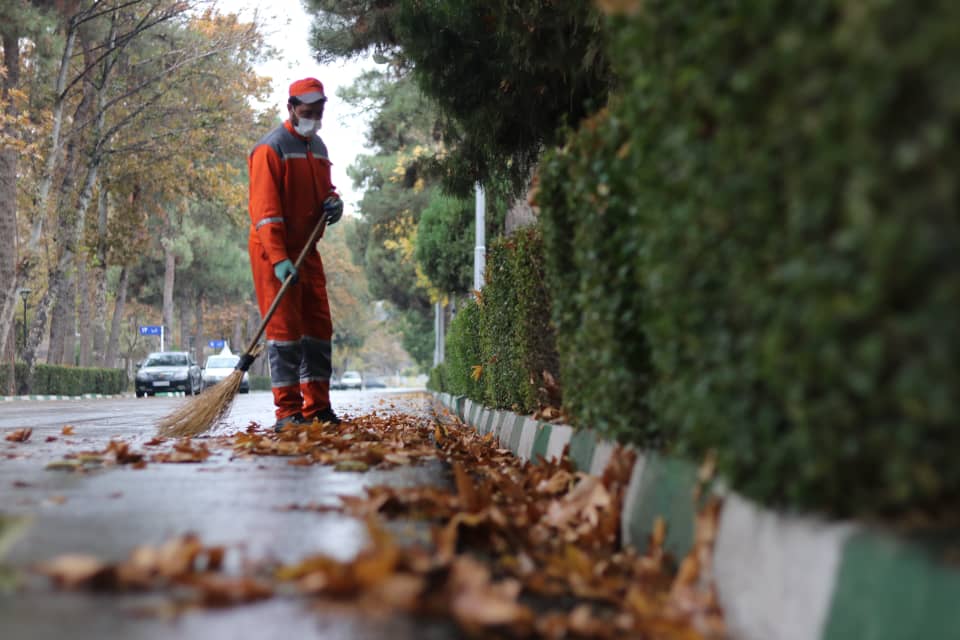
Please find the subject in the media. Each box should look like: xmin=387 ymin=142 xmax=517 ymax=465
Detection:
xmin=568 ymin=429 xmax=597 ymax=472
xmin=822 ymin=530 xmax=960 ymax=640
xmin=433 ymin=392 xmax=960 ymax=640
xmin=623 ymin=452 xmax=698 ymax=561
xmin=508 ymin=414 xmax=525 ymax=454
xmin=532 ymin=423 xmax=552 ymax=462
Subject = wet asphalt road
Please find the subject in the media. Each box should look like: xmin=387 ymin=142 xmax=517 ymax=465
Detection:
xmin=0 ymin=389 xmax=462 ymax=640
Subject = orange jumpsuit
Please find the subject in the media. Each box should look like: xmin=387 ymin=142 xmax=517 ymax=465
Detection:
xmin=248 ymin=120 xmax=336 ymax=422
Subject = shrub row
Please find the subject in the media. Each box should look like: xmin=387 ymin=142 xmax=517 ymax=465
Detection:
xmin=535 ymin=1 xmax=960 ymax=517
xmin=431 ymin=227 xmax=561 ymax=414
xmin=0 ymin=362 xmax=128 ymax=396
xmin=250 ymin=375 xmax=271 ymax=392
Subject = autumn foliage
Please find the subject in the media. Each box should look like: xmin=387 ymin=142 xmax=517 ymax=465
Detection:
xmin=35 ymin=406 xmax=724 ymax=637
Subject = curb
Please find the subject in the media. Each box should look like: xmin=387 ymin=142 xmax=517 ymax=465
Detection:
xmin=0 ymin=392 xmax=173 ymax=402
xmin=433 ymin=392 xmax=960 ymax=640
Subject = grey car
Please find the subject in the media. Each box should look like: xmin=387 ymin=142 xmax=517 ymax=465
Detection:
xmin=135 ymin=351 xmax=202 ymax=397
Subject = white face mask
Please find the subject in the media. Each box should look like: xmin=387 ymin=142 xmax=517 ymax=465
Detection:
xmin=294 ymin=117 xmax=320 ymax=137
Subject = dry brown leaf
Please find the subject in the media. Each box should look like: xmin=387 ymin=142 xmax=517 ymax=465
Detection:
xmin=36 ymin=554 xmax=115 ymax=589
xmin=61 ymin=425 xmax=75 ymax=436
xmin=187 ymin=573 xmax=273 ymax=607
xmin=5 ymin=428 xmax=32 ymax=443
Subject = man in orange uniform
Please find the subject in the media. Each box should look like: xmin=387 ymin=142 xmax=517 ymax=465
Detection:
xmin=248 ymin=77 xmax=343 ymax=431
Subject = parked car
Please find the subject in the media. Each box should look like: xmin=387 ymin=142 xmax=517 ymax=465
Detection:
xmin=202 ymin=354 xmax=249 ymax=393
xmin=364 ymin=376 xmax=387 ymax=389
xmin=135 ymin=351 xmax=201 ymax=397
xmin=340 ymin=370 xmax=363 ymax=390
xmin=329 ymin=375 xmax=343 ymax=390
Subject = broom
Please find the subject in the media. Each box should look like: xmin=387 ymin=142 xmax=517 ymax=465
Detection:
xmin=156 ymin=212 xmax=329 ymax=438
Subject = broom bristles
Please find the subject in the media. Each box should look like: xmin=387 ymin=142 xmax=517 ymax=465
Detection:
xmin=156 ymin=370 xmax=244 ymax=438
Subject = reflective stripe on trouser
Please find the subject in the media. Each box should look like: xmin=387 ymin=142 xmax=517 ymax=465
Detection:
xmin=249 ymin=234 xmax=333 ymax=421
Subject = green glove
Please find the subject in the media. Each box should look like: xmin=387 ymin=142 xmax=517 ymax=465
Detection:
xmin=273 ymin=259 xmax=298 ymax=284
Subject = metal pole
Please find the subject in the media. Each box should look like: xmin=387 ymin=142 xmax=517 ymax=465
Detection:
xmin=438 ymin=302 xmax=445 ymax=364
xmin=433 ymin=301 xmax=441 ymax=367
xmin=160 ymin=326 xmax=165 ymax=352
xmin=474 ymin=182 xmax=485 ymax=291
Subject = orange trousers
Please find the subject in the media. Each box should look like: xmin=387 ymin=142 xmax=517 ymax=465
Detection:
xmin=249 ymin=237 xmax=333 ymax=421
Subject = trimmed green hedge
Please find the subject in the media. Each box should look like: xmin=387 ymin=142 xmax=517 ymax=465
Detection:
xmin=440 ymin=227 xmax=561 ymax=413
xmin=443 ymin=297 xmax=484 ymax=400
xmin=0 ymin=362 xmax=128 ymax=396
xmin=537 ymin=1 xmax=960 ymax=516
xmin=427 ymin=362 xmax=446 ymax=393
xmin=250 ymin=375 xmax=271 ymax=392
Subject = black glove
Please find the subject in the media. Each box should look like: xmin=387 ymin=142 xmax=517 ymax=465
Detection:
xmin=323 ymin=195 xmax=343 ymax=226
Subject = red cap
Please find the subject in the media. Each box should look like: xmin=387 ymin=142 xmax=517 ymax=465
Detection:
xmin=289 ymin=77 xmax=326 ymax=104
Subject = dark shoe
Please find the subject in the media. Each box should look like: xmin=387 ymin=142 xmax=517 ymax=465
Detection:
xmin=272 ymin=413 xmax=307 ymax=433
xmin=304 ymin=407 xmax=341 ymax=425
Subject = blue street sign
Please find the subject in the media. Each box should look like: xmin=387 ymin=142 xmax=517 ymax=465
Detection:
xmin=139 ymin=325 xmax=162 ymax=336
xmin=208 ymin=339 xmax=225 ymax=349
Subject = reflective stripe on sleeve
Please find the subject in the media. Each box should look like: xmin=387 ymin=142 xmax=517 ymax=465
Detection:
xmin=255 ymin=216 xmax=285 ymax=231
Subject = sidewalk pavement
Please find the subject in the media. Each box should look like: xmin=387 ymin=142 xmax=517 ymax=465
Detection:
xmin=0 ymin=391 xmax=460 ymax=640
xmin=434 ymin=392 xmax=960 ymax=640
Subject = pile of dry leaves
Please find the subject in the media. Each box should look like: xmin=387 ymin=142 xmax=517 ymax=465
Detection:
xmin=34 ymin=408 xmax=725 ymax=638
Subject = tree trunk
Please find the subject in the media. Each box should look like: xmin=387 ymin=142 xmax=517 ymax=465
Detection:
xmin=0 ymin=30 xmax=21 ymax=364
xmin=105 ymin=265 xmax=129 ymax=368
xmin=163 ymin=242 xmax=176 ymax=349
xmin=47 ymin=278 xmax=67 ymax=365
xmin=63 ymin=273 xmax=77 ymax=366
xmin=91 ymin=237 xmax=107 ymax=367
xmin=232 ymin=315 xmax=242 ymax=355
xmin=194 ymin=293 xmax=204 ymax=364
xmin=249 ymin=303 xmax=269 ymax=376
xmin=78 ymin=255 xmax=92 ymax=367
xmin=179 ymin=298 xmax=190 ymax=354
xmin=31 ymin=19 xmax=78 ymax=250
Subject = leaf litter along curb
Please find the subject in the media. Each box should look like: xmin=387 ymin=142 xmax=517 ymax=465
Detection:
xmin=34 ymin=409 xmax=725 ymax=638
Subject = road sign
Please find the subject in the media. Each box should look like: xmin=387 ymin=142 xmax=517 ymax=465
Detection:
xmin=139 ymin=325 xmax=162 ymax=336
xmin=208 ymin=339 xmax=225 ymax=349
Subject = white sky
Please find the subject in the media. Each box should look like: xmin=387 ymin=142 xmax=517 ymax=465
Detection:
xmin=213 ymin=0 xmax=375 ymax=210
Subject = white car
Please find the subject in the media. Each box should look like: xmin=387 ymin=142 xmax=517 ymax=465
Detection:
xmin=340 ymin=370 xmax=363 ymax=390
xmin=202 ymin=354 xmax=249 ymax=393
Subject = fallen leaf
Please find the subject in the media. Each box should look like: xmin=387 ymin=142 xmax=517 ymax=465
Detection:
xmin=61 ymin=426 xmax=75 ymax=436
xmin=5 ymin=428 xmax=32 ymax=443
xmin=334 ymin=460 xmax=369 ymax=472
xmin=36 ymin=554 xmax=115 ymax=589
xmin=186 ymin=573 xmax=273 ymax=607
xmin=45 ymin=460 xmax=83 ymax=472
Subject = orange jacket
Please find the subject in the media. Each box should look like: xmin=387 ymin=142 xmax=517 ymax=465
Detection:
xmin=248 ymin=120 xmax=337 ymax=265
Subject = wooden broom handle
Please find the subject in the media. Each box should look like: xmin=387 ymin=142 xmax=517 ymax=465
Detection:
xmin=236 ymin=212 xmax=328 ymax=371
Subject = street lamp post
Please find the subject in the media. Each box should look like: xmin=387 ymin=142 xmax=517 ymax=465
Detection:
xmin=18 ymin=288 xmax=31 ymax=357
